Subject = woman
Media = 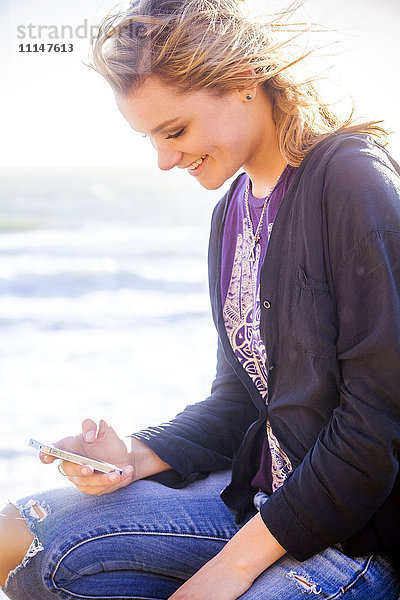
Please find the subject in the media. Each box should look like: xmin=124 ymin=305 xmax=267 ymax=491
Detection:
xmin=1 ymin=0 xmax=400 ymax=598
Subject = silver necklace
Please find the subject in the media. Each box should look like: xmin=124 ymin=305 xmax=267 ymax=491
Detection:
xmin=244 ymin=172 xmax=283 ymax=262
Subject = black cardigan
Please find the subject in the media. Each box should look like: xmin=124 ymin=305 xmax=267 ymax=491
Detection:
xmin=134 ymin=133 xmax=400 ymax=569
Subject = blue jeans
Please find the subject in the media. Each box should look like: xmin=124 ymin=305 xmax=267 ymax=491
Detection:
xmin=3 ymin=471 xmax=399 ymax=599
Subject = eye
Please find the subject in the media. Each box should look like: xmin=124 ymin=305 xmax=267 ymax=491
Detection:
xmin=165 ymin=128 xmax=185 ymax=140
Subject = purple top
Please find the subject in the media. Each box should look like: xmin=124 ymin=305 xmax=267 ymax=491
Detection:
xmin=221 ymin=166 xmax=296 ymax=494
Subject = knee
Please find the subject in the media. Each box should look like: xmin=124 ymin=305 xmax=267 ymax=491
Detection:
xmin=0 ymin=504 xmax=34 ymax=587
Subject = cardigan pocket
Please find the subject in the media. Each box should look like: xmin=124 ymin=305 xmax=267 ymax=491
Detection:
xmin=290 ymin=265 xmax=337 ymax=358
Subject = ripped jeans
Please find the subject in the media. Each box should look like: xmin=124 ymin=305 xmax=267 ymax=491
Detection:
xmin=2 ymin=471 xmax=399 ymax=600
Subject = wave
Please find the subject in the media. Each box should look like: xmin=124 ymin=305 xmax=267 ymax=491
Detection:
xmin=0 ymin=309 xmax=210 ymax=332
xmin=0 ymin=270 xmax=206 ymax=298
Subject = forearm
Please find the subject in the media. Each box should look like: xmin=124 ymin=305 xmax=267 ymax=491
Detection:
xmin=130 ymin=439 xmax=286 ymax=578
xmin=129 ymin=436 xmax=172 ymax=480
xmin=168 ymin=512 xmax=286 ymax=599
xmin=219 ymin=512 xmax=286 ymax=580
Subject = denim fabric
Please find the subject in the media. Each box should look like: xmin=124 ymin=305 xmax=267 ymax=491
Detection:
xmin=3 ymin=471 xmax=399 ymax=600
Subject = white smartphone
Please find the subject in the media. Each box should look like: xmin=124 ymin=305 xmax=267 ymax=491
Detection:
xmin=29 ymin=438 xmax=123 ymax=474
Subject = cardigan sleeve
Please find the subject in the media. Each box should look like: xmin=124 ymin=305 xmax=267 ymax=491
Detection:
xmin=260 ymin=140 xmax=400 ymax=560
xmin=132 ymin=337 xmax=258 ymax=479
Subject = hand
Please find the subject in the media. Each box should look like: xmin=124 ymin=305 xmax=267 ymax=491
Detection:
xmin=39 ymin=418 xmax=135 ymax=495
xmin=168 ymin=554 xmax=253 ymax=600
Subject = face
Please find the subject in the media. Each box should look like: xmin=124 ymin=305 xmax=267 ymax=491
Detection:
xmin=115 ymin=76 xmax=278 ymax=191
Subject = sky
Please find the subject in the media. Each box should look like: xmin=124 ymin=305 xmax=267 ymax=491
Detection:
xmin=1 ymin=0 xmax=399 ymax=167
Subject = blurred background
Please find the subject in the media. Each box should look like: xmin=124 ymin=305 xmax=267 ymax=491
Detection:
xmin=0 ymin=0 xmax=399 ymax=566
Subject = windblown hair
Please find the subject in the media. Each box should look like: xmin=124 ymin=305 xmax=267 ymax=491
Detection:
xmin=90 ymin=0 xmax=387 ymax=166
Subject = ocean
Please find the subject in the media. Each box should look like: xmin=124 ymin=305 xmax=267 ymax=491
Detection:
xmin=0 ymin=165 xmax=225 ymax=512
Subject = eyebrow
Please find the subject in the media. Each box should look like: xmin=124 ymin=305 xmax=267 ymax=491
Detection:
xmin=150 ymin=118 xmax=181 ymax=136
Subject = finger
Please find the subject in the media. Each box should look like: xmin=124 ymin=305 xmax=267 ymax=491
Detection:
xmin=59 ymin=460 xmax=94 ymax=478
xmin=86 ymin=467 xmax=134 ymax=496
xmin=94 ymin=469 xmax=134 ymax=496
xmin=61 ymin=461 xmax=132 ymax=483
xmin=39 ymin=452 xmax=56 ymax=464
xmin=70 ymin=466 xmax=134 ymax=494
xmin=81 ymin=418 xmax=99 ymax=443
xmin=97 ymin=419 xmax=109 ymax=438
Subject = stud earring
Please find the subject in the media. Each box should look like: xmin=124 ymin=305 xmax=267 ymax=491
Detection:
xmin=246 ymin=94 xmax=253 ymax=101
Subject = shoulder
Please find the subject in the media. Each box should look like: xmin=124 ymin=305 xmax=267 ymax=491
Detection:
xmin=309 ymin=133 xmax=399 ymax=195
xmin=322 ymin=134 xmax=400 ymax=193
xmin=208 ymin=173 xmax=244 ymax=285
xmin=300 ymin=133 xmax=399 ymax=188
xmin=297 ymin=134 xmax=400 ymax=235
xmin=327 ymin=135 xmax=400 ymax=232
xmin=210 ymin=172 xmax=245 ymax=231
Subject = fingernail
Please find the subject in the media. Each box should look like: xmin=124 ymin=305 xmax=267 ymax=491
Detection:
xmin=123 ymin=466 xmax=133 ymax=476
xmin=82 ymin=467 xmax=92 ymax=476
xmin=43 ymin=455 xmax=52 ymax=463
xmin=85 ymin=431 xmax=96 ymax=443
xmin=109 ymin=472 xmax=119 ymax=482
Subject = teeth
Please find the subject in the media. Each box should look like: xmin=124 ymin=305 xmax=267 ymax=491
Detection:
xmin=188 ymin=155 xmax=207 ymax=170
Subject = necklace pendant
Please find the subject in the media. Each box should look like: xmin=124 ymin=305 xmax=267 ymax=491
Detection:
xmin=244 ymin=171 xmax=284 ymax=265
xmin=248 ymin=241 xmax=257 ymax=262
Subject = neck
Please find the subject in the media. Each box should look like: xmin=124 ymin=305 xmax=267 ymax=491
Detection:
xmin=247 ymin=158 xmax=287 ymax=198
xmin=242 ymin=86 xmax=287 ymax=198
xmin=244 ymin=132 xmax=287 ymax=198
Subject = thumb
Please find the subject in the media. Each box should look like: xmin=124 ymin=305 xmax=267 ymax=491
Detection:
xmin=82 ymin=418 xmax=109 ymax=443
xmin=82 ymin=418 xmax=98 ymax=443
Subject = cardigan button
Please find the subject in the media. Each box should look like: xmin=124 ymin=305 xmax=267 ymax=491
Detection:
xmin=263 ymin=300 xmax=271 ymax=309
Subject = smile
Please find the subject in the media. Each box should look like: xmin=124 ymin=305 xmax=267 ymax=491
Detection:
xmin=187 ymin=155 xmax=208 ymax=171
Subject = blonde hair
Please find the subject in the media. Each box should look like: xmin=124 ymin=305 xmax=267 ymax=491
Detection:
xmin=90 ymin=0 xmax=387 ymax=166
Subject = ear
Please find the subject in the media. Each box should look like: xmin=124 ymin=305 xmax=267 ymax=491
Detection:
xmin=237 ymin=85 xmax=258 ymax=103
xmin=236 ymin=68 xmax=257 ymax=103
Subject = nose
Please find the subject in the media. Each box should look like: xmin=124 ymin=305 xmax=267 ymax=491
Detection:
xmin=155 ymin=141 xmax=183 ymax=171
